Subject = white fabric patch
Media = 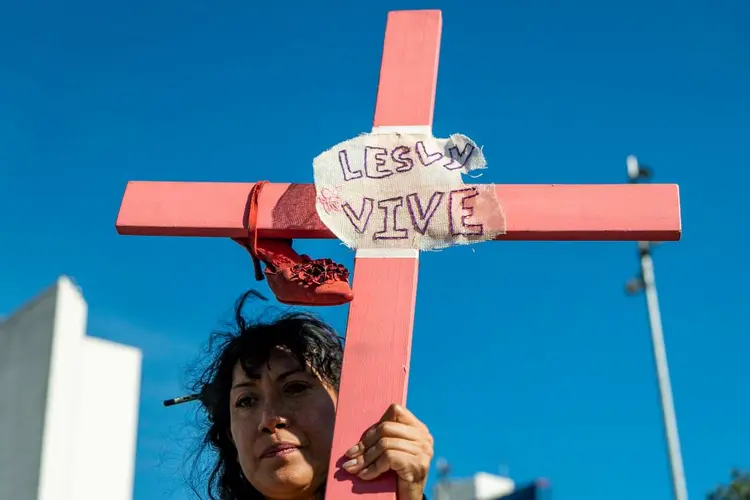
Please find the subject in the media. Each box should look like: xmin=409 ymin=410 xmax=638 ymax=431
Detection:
xmin=312 ymin=132 xmax=506 ymax=250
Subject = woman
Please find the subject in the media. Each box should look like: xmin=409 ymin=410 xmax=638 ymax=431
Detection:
xmin=184 ymin=290 xmax=434 ymax=500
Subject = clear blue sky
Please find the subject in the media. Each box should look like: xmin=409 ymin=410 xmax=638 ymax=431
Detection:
xmin=1 ymin=0 xmax=748 ymax=499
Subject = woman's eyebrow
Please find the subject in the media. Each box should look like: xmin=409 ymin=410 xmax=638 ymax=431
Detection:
xmin=276 ymin=367 xmax=306 ymax=381
xmin=230 ymin=380 xmax=255 ymax=390
xmin=230 ymin=367 xmax=305 ymax=390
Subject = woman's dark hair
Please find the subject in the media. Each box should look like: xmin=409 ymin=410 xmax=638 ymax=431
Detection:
xmin=189 ymin=290 xmax=344 ymax=500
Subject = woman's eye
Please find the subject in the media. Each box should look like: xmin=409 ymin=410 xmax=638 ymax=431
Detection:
xmin=235 ymin=395 xmax=257 ymax=408
xmin=284 ymin=382 xmax=310 ymax=395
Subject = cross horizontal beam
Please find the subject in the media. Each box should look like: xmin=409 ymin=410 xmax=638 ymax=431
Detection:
xmin=116 ymin=181 xmax=681 ymax=241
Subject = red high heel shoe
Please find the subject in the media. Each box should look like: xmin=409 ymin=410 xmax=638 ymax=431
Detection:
xmin=233 ymin=181 xmax=354 ymax=307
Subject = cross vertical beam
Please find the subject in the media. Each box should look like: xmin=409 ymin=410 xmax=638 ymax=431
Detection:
xmin=324 ymin=10 xmax=442 ymax=500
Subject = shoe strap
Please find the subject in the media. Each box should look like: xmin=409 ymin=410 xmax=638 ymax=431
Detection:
xmin=246 ymin=180 xmax=269 ymax=281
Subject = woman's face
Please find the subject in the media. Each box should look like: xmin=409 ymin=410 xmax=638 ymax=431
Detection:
xmin=229 ymin=348 xmax=338 ymax=499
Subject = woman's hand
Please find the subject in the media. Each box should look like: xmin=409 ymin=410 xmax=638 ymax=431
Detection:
xmin=342 ymin=404 xmax=434 ymax=500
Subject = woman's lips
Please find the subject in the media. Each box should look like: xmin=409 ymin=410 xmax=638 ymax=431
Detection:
xmin=260 ymin=443 xmax=301 ymax=459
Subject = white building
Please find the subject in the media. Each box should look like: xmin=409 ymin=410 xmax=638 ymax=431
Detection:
xmin=0 ymin=276 xmax=142 ymax=500
xmin=434 ymin=471 xmax=549 ymax=500
xmin=435 ymin=472 xmax=516 ymax=500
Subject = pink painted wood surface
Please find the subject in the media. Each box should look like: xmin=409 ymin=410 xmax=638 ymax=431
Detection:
xmin=371 ymin=10 xmax=441 ymax=128
xmin=324 ymin=10 xmax=440 ymax=500
xmin=116 ymin=181 xmax=682 ymax=241
xmin=326 ymin=256 xmax=420 ymax=498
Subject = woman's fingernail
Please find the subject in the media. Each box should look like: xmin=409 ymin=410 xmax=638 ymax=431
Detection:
xmin=342 ymin=459 xmax=358 ymax=470
xmin=345 ymin=444 xmax=360 ymax=457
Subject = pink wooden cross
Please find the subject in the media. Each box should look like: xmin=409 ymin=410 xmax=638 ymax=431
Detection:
xmin=116 ymin=10 xmax=681 ymax=499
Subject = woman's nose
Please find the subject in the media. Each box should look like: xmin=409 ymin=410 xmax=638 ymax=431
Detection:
xmin=258 ymin=409 xmax=289 ymax=433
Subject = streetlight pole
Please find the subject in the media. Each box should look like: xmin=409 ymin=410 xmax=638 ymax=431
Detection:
xmin=625 ymin=155 xmax=688 ymax=500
